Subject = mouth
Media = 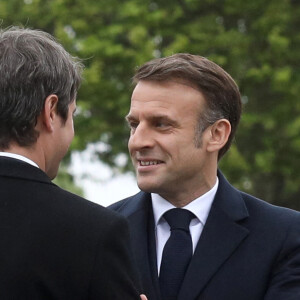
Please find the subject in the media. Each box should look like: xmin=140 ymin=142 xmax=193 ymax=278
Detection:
xmin=138 ymin=160 xmax=163 ymax=166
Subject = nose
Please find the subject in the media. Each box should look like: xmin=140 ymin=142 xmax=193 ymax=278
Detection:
xmin=128 ymin=123 xmax=154 ymax=152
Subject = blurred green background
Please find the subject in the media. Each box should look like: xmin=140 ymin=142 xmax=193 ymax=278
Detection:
xmin=1 ymin=0 xmax=300 ymax=210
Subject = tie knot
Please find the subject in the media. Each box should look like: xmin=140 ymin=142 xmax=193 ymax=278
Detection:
xmin=163 ymin=208 xmax=195 ymax=232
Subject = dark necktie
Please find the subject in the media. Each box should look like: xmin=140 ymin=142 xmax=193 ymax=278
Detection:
xmin=159 ymin=208 xmax=195 ymax=300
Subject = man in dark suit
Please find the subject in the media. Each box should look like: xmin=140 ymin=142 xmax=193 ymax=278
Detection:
xmin=110 ymin=53 xmax=300 ymax=299
xmin=0 ymin=27 xmax=142 ymax=299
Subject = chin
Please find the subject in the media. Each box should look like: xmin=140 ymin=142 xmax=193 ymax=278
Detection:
xmin=137 ymin=180 xmax=161 ymax=194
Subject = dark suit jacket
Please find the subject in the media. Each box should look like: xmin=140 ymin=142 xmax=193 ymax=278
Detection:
xmin=109 ymin=171 xmax=300 ymax=300
xmin=0 ymin=157 xmax=140 ymax=300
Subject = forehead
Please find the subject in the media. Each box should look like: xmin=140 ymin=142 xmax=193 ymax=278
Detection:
xmin=128 ymin=80 xmax=205 ymax=117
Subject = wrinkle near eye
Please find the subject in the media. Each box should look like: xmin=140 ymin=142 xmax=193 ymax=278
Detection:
xmin=151 ymin=116 xmax=178 ymax=129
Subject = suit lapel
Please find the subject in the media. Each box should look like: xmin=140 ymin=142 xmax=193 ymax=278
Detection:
xmin=125 ymin=193 xmax=161 ymax=300
xmin=147 ymin=206 xmax=162 ymax=300
xmin=178 ymin=171 xmax=250 ymax=300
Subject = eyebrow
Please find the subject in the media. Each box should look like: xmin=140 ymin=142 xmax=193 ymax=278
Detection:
xmin=126 ymin=113 xmax=179 ymax=127
xmin=125 ymin=115 xmax=136 ymax=125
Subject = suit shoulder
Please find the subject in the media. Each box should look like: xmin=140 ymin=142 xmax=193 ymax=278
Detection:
xmin=108 ymin=191 xmax=150 ymax=218
xmin=45 ymin=184 xmax=127 ymax=227
xmin=109 ymin=192 xmax=140 ymax=210
xmin=109 ymin=198 xmax=129 ymax=211
xmin=240 ymin=191 xmax=300 ymax=226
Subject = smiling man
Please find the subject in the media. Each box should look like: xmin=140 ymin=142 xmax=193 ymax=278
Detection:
xmin=109 ymin=53 xmax=300 ymax=300
xmin=0 ymin=27 xmax=141 ymax=299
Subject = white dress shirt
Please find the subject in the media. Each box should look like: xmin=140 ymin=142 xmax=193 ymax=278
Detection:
xmin=151 ymin=177 xmax=219 ymax=274
xmin=0 ymin=152 xmax=39 ymax=168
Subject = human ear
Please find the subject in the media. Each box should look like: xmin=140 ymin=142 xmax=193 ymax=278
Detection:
xmin=41 ymin=95 xmax=59 ymax=132
xmin=206 ymin=119 xmax=231 ymax=153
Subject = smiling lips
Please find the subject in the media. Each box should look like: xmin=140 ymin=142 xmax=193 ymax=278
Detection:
xmin=138 ymin=160 xmax=163 ymax=166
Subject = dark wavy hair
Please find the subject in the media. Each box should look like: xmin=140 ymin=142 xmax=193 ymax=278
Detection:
xmin=133 ymin=53 xmax=242 ymax=159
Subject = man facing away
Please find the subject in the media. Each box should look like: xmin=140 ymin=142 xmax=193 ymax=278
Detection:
xmin=0 ymin=27 xmax=142 ymax=299
xmin=109 ymin=53 xmax=300 ymax=300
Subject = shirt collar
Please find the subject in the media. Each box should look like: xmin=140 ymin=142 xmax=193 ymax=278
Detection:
xmin=151 ymin=177 xmax=219 ymax=226
xmin=0 ymin=152 xmax=39 ymax=168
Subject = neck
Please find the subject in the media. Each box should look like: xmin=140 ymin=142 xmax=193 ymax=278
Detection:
xmin=160 ymin=173 xmax=218 ymax=207
xmin=4 ymin=142 xmax=45 ymax=172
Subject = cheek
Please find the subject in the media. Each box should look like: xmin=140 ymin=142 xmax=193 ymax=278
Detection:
xmin=128 ymin=135 xmax=134 ymax=152
xmin=160 ymin=134 xmax=188 ymax=154
xmin=173 ymin=141 xmax=200 ymax=162
xmin=70 ymin=129 xmax=75 ymax=145
xmin=63 ymin=123 xmax=74 ymax=149
xmin=71 ymin=123 xmax=75 ymax=137
xmin=71 ymin=117 xmax=75 ymax=131
xmin=69 ymin=118 xmax=75 ymax=136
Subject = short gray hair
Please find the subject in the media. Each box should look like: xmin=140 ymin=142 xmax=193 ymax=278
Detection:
xmin=0 ymin=26 xmax=84 ymax=149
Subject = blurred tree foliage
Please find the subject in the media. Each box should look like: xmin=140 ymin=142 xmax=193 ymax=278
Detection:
xmin=1 ymin=0 xmax=300 ymax=210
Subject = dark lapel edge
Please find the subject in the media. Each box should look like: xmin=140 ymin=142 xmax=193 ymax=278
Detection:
xmin=178 ymin=171 xmax=250 ymax=300
xmin=123 ymin=192 xmax=161 ymax=300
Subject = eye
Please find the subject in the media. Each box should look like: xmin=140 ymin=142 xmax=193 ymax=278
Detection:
xmin=127 ymin=121 xmax=139 ymax=130
xmin=130 ymin=122 xmax=138 ymax=128
xmin=155 ymin=121 xmax=169 ymax=129
xmin=156 ymin=122 xmax=165 ymax=127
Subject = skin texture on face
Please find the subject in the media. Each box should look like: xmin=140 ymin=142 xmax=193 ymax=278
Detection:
xmin=127 ymin=80 xmax=220 ymax=207
xmin=45 ymin=100 xmax=76 ymax=179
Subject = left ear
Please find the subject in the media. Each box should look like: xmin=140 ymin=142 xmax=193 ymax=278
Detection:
xmin=42 ymin=94 xmax=59 ymax=132
xmin=206 ymin=119 xmax=231 ymax=153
